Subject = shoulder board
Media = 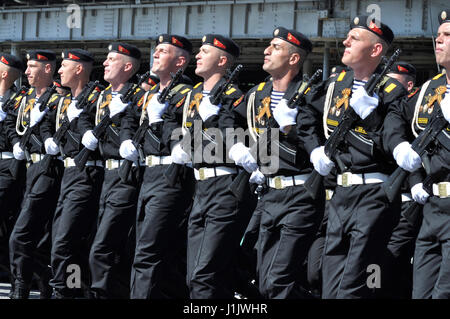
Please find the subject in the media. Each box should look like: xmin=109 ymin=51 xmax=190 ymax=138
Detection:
xmin=151 ymin=84 xmax=158 ymax=91
xmin=226 ymin=87 xmax=236 ymax=95
xmin=180 ymin=88 xmax=191 ymax=95
xmin=49 ymin=94 xmax=59 ymax=103
xmin=432 ymin=73 xmax=444 ymax=80
xmin=27 ymin=88 xmax=34 ymax=95
xmin=233 ymin=95 xmax=244 ymax=107
xmin=134 ymin=88 xmax=141 ymax=95
xmin=88 ymin=93 xmax=96 ymax=101
xmin=257 ymin=82 xmax=266 ymax=91
xmin=171 ymin=83 xmax=189 ymax=94
xmin=194 ymin=82 xmax=203 ymax=89
xmin=175 ymin=95 xmax=186 ymax=108
xmin=337 ymin=71 xmax=346 ymax=82
xmin=66 ymin=93 xmax=71 ymax=97
xmin=408 ymin=87 xmax=420 ymax=98
xmin=304 ymin=87 xmax=311 ymax=94
xmin=105 ymin=84 xmax=112 ymax=91
xmin=384 ymin=82 xmax=397 ymax=93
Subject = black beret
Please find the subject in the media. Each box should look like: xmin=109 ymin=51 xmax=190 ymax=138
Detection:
xmin=108 ymin=42 xmax=141 ymax=60
xmin=273 ymin=27 xmax=313 ymax=53
xmin=438 ymin=9 xmax=450 ymax=25
xmin=157 ymin=34 xmax=193 ymax=54
xmin=350 ymin=16 xmax=394 ymax=45
xmin=201 ymin=34 xmax=240 ymax=58
xmin=26 ymin=50 xmax=56 ymax=62
xmin=389 ymin=61 xmax=416 ymax=78
xmin=61 ymin=49 xmax=94 ymax=63
xmin=0 ymin=53 xmax=24 ymax=71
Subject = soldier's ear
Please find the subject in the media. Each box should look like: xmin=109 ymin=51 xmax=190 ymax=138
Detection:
xmin=289 ymin=52 xmax=301 ymax=66
xmin=175 ymin=55 xmax=187 ymax=69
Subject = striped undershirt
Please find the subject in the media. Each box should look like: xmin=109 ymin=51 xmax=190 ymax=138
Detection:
xmin=446 ymin=84 xmax=450 ymax=96
xmin=352 ymin=79 xmax=367 ymax=93
xmin=270 ymin=90 xmax=284 ymax=111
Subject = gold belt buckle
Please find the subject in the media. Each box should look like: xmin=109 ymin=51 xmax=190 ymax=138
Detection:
xmin=342 ymin=172 xmax=351 ymax=187
xmin=199 ymin=168 xmax=206 ymax=181
xmin=438 ymin=183 xmax=448 ymax=198
xmin=31 ymin=153 xmax=37 ymax=163
xmin=106 ymin=159 xmax=113 ymax=170
xmin=274 ymin=176 xmax=283 ymax=190
xmin=146 ymin=156 xmax=152 ymax=167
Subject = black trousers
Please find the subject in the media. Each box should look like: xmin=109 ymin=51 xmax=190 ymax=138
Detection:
xmin=382 ymin=199 xmax=422 ymax=299
xmin=50 ymin=166 xmax=104 ymax=294
xmin=412 ymin=196 xmax=450 ymax=299
xmin=89 ymin=167 xmax=140 ymax=298
xmin=256 ymin=184 xmax=323 ymax=299
xmin=130 ymin=165 xmax=193 ymax=299
xmin=321 ymin=183 xmax=400 ymax=299
xmin=187 ymin=173 xmax=252 ymax=299
xmin=9 ymin=159 xmax=63 ymax=287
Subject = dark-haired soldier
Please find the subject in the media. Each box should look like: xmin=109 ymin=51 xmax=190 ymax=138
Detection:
xmin=120 ymin=34 xmax=193 ymax=299
xmin=46 ymin=49 xmax=103 ymax=299
xmin=8 ymin=50 xmax=64 ymax=299
xmin=298 ymin=16 xmax=407 ymax=298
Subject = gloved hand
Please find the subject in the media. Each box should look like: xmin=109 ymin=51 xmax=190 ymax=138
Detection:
xmin=393 ymin=141 xmax=422 ymax=172
xmin=119 ymin=139 xmax=138 ymax=161
xmin=310 ymin=146 xmax=335 ymax=176
xmin=441 ymin=93 xmax=450 ymax=123
xmin=109 ymin=94 xmax=129 ymax=118
xmin=67 ymin=100 xmax=83 ymax=122
xmin=0 ymin=102 xmax=7 ymax=122
xmin=44 ymin=138 xmax=59 ymax=155
xmin=81 ymin=130 xmax=98 ymax=151
xmin=272 ymin=98 xmax=298 ymax=133
xmin=147 ymin=93 xmax=168 ymax=124
xmin=228 ymin=142 xmax=258 ymax=173
xmin=349 ymin=86 xmax=379 ymax=120
xmin=411 ymin=183 xmax=429 ymax=204
xmin=13 ymin=142 xmax=25 ymax=160
xmin=171 ymin=142 xmax=191 ymax=164
xmin=30 ymin=104 xmax=48 ymax=127
xmin=198 ymin=98 xmax=221 ymax=121
xmin=249 ymin=169 xmax=265 ymax=185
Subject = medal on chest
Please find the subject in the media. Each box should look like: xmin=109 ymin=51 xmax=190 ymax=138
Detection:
xmin=255 ymin=96 xmax=271 ymax=127
xmin=188 ymin=92 xmax=202 ymax=119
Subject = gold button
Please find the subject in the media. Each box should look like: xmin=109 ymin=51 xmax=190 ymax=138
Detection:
xmin=274 ymin=176 xmax=283 ymax=189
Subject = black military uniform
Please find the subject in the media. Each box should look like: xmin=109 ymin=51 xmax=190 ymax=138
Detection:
xmin=298 ymin=18 xmax=407 ymax=298
xmin=47 ymin=49 xmax=104 ymax=298
xmin=383 ymin=10 xmax=450 ymax=296
xmin=229 ymin=28 xmax=323 ymax=298
xmin=0 ymin=53 xmax=25 ymax=289
xmin=125 ymin=34 xmax=194 ymax=299
xmin=87 ymin=43 xmax=145 ymax=299
xmin=7 ymin=50 xmax=65 ymax=299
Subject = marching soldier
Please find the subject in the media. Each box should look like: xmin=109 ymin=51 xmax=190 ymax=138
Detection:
xmin=298 ymin=17 xmax=407 ymax=298
xmin=47 ymin=49 xmax=103 ymax=299
xmin=86 ymin=42 xmax=144 ymax=299
xmin=0 ymin=53 xmax=25 ymax=294
xmin=8 ymin=50 xmax=64 ymax=299
xmin=228 ymin=27 xmax=324 ymax=298
xmin=121 ymin=34 xmax=193 ymax=298
xmin=383 ymin=10 xmax=450 ymax=298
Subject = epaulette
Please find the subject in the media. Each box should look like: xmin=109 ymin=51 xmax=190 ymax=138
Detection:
xmin=133 ymin=88 xmax=141 ymax=95
xmin=225 ymin=87 xmax=236 ymax=95
xmin=432 ymin=73 xmax=444 ymax=80
xmin=105 ymin=84 xmax=112 ymax=91
xmin=336 ymin=70 xmax=346 ymax=82
xmin=49 ymin=93 xmax=60 ymax=104
xmin=66 ymin=93 xmax=71 ymax=97
xmin=384 ymin=82 xmax=397 ymax=93
xmin=257 ymin=82 xmax=266 ymax=91
xmin=151 ymin=84 xmax=158 ymax=91
xmin=193 ymin=82 xmax=203 ymax=89
xmin=408 ymin=87 xmax=420 ymax=98
xmin=27 ymin=88 xmax=34 ymax=95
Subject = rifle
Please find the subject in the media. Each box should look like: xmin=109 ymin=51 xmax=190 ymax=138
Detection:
xmin=39 ymin=81 xmax=104 ymax=175
xmin=382 ymin=106 xmax=448 ymax=202
xmin=73 ymin=72 xmax=151 ymax=170
xmin=228 ymin=69 xmax=323 ymax=202
xmin=303 ymin=48 xmax=402 ymax=200
xmin=118 ymin=68 xmax=184 ymax=183
xmin=2 ymin=85 xmax=29 ymax=112
xmin=164 ymin=65 xmax=243 ymax=187
xmin=9 ymin=84 xmax=58 ymax=179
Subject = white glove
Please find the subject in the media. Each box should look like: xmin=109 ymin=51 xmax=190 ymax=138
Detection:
xmin=0 ymin=102 xmax=7 ymax=122
xmin=249 ymin=169 xmax=265 ymax=185
xmin=393 ymin=141 xmax=421 ymax=172
xmin=310 ymin=146 xmax=335 ymax=176
xmin=67 ymin=100 xmax=83 ymax=122
xmin=147 ymin=93 xmax=168 ymax=124
xmin=171 ymin=142 xmax=191 ymax=164
xmin=109 ymin=94 xmax=129 ymax=118
xmin=119 ymin=139 xmax=138 ymax=161
xmin=441 ymin=93 xmax=450 ymax=123
xmin=81 ymin=130 xmax=98 ymax=151
xmin=272 ymin=98 xmax=298 ymax=133
xmin=411 ymin=183 xmax=429 ymax=205
xmin=13 ymin=142 xmax=25 ymax=160
xmin=29 ymin=104 xmax=48 ymax=127
xmin=198 ymin=98 xmax=221 ymax=122
xmin=44 ymin=138 xmax=59 ymax=155
xmin=349 ymin=86 xmax=379 ymax=120
xmin=228 ymin=142 xmax=258 ymax=173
